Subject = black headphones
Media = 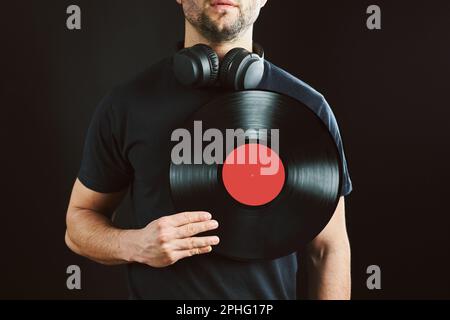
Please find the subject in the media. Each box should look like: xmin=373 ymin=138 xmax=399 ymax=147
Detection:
xmin=173 ymin=42 xmax=265 ymax=90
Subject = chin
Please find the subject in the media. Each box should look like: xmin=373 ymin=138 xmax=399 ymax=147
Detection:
xmin=211 ymin=16 xmax=239 ymax=30
xmin=207 ymin=8 xmax=239 ymax=20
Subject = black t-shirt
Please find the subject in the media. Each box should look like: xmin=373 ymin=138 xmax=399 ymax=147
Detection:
xmin=78 ymin=57 xmax=353 ymax=299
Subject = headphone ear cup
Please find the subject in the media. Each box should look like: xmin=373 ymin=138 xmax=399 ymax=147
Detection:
xmin=219 ymin=48 xmax=243 ymax=89
xmin=173 ymin=44 xmax=219 ymax=87
xmin=203 ymin=45 xmax=220 ymax=84
xmin=219 ymin=48 xmax=265 ymax=90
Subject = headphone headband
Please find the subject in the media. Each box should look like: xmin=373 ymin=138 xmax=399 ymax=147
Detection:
xmin=252 ymin=42 xmax=265 ymax=60
xmin=173 ymin=41 xmax=265 ymax=90
xmin=176 ymin=41 xmax=265 ymax=59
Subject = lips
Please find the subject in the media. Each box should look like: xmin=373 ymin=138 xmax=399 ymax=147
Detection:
xmin=210 ymin=0 xmax=238 ymax=7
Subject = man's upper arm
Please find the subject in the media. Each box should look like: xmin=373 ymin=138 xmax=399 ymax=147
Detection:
xmin=65 ymin=179 xmax=128 ymax=263
xmin=308 ymin=197 xmax=349 ymax=252
xmin=68 ymin=178 xmax=127 ymax=219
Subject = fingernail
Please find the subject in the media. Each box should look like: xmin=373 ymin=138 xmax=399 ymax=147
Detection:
xmin=208 ymin=246 xmax=213 ymax=252
xmin=213 ymin=237 xmax=220 ymax=244
xmin=204 ymin=212 xmax=212 ymax=219
xmin=210 ymin=220 xmax=219 ymax=228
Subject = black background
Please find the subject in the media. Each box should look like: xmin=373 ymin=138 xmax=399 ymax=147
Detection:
xmin=1 ymin=0 xmax=449 ymax=299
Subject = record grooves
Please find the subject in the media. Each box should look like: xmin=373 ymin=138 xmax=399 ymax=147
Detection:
xmin=169 ymin=90 xmax=342 ymax=260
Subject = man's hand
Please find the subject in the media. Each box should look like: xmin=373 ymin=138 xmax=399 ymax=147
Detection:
xmin=123 ymin=211 xmax=220 ymax=268
xmin=65 ymin=179 xmax=219 ymax=267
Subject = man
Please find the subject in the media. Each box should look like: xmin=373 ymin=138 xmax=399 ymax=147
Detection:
xmin=65 ymin=0 xmax=352 ymax=299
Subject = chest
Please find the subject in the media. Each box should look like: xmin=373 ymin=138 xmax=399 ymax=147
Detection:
xmin=125 ymin=88 xmax=226 ymax=187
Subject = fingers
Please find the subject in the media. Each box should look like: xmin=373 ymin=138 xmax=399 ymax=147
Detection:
xmin=174 ymin=246 xmax=213 ymax=261
xmin=165 ymin=211 xmax=212 ymax=227
xmin=175 ymin=219 xmax=219 ymax=239
xmin=172 ymin=236 xmax=220 ymax=250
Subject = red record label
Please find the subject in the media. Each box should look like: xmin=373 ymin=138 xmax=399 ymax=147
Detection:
xmin=222 ymin=143 xmax=285 ymax=206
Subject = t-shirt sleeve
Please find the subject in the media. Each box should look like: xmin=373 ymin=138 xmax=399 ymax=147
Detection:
xmin=317 ymin=99 xmax=353 ymax=197
xmin=337 ymin=140 xmax=353 ymax=197
xmin=258 ymin=63 xmax=353 ymax=197
xmin=77 ymin=92 xmax=132 ymax=193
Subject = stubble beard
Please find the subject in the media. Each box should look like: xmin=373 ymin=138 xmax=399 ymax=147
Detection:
xmin=185 ymin=2 xmax=258 ymax=43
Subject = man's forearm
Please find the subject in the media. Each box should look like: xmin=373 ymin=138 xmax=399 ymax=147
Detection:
xmin=306 ymin=241 xmax=351 ymax=300
xmin=65 ymin=208 xmax=135 ymax=265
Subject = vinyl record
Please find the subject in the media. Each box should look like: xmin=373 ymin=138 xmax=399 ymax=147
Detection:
xmin=169 ymin=90 xmax=342 ymax=260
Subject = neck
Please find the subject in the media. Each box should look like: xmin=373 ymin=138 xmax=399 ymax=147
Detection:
xmin=184 ymin=21 xmax=253 ymax=60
